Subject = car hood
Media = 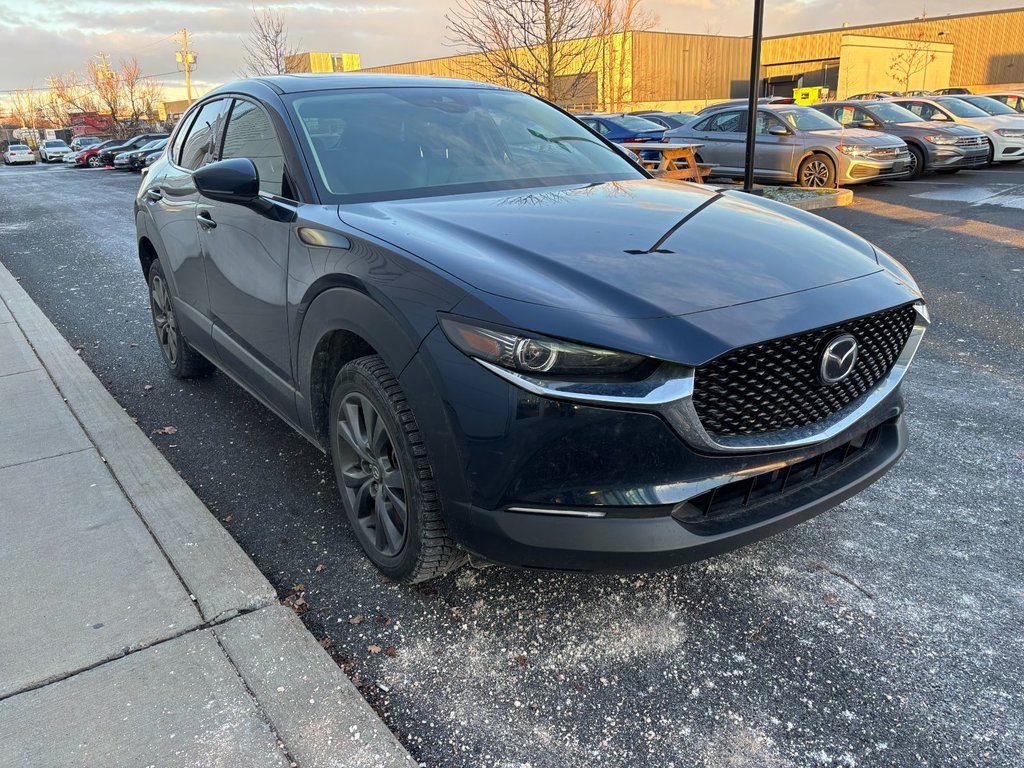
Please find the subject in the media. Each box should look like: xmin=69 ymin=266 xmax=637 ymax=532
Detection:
xmin=807 ymin=128 xmax=904 ymax=146
xmin=336 ymin=179 xmax=882 ymax=320
xmin=956 ymin=114 xmax=1023 ymax=130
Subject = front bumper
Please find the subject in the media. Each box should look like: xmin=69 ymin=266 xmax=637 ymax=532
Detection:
xmin=927 ymin=144 xmax=989 ymax=170
xmin=992 ymin=136 xmax=1024 ymax=162
xmin=399 ymin=299 xmax=925 ymax=572
xmin=838 ymin=154 xmax=911 ymax=184
xmin=446 ymin=415 xmax=907 ymax=571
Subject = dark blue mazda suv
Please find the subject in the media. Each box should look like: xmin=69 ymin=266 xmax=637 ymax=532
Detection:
xmin=135 ymin=74 xmax=928 ymax=582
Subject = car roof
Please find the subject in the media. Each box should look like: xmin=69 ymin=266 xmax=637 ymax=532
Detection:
xmin=214 ymin=72 xmax=508 ymax=96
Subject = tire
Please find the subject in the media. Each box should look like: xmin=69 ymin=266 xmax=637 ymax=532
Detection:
xmin=147 ymin=259 xmax=214 ymax=379
xmin=329 ymin=355 xmax=466 ymax=583
xmin=935 ymin=168 xmax=960 ymax=175
xmin=87 ymin=155 xmax=100 ymax=168
xmin=906 ymin=145 xmax=925 ymax=180
xmin=797 ymin=154 xmax=836 ymax=189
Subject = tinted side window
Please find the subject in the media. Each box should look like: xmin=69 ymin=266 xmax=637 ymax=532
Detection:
xmin=706 ymin=111 xmax=745 ymax=133
xmin=171 ymin=109 xmax=197 ymax=164
xmin=179 ymin=99 xmax=230 ymax=170
xmin=221 ymin=100 xmax=287 ymax=197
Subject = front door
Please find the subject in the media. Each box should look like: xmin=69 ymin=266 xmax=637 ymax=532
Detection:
xmin=198 ymin=97 xmax=297 ymax=419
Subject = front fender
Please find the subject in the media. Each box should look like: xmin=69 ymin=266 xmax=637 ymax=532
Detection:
xmin=295 ymin=286 xmax=427 ymax=439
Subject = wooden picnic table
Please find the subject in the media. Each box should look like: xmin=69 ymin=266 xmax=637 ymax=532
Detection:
xmin=622 ymin=142 xmax=709 ymax=183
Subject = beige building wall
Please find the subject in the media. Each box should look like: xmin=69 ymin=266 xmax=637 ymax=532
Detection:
xmin=284 ymin=52 xmax=362 ymax=73
xmin=837 ymin=35 xmax=953 ymax=97
xmin=763 ymin=7 xmax=1024 ymax=92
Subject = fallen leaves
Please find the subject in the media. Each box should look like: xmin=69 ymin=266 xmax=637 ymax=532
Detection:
xmin=143 ymin=384 xmax=154 ymax=392
xmin=348 ymin=615 xmax=364 ymax=625
xmin=222 ymin=513 xmax=234 ymax=524
xmin=315 ymin=563 xmax=327 ymax=573
xmin=368 ymin=644 xmax=382 ymax=654
xmin=152 ymin=425 xmax=177 ymax=435
xmin=281 ymin=583 xmax=309 ymax=615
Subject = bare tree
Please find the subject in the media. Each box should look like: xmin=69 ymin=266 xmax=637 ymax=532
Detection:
xmin=242 ymin=5 xmax=299 ymax=76
xmin=697 ymin=23 xmax=721 ymax=108
xmin=888 ymin=27 xmax=935 ymax=92
xmin=45 ymin=57 xmax=163 ymax=138
xmin=593 ymin=0 xmax=658 ymax=112
xmin=446 ymin=0 xmax=600 ymax=102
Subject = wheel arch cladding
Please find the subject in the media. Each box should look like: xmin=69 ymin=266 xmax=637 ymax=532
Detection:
xmin=297 ymin=286 xmax=427 ymax=447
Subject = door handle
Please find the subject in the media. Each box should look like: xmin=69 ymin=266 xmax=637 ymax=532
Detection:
xmin=145 ymin=188 xmax=164 ymax=201
xmin=196 ymin=211 xmax=217 ymax=229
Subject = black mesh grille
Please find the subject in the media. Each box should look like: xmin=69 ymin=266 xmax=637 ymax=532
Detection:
xmin=693 ymin=303 xmax=918 ymax=437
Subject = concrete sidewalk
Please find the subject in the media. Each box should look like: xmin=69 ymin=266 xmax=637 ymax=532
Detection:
xmin=0 ymin=263 xmax=415 ymax=768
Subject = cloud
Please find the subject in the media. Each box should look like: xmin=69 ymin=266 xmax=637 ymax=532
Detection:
xmin=2 ymin=0 xmax=1022 ymax=100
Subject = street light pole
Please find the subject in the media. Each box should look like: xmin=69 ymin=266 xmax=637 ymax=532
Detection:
xmin=742 ymin=0 xmax=766 ymax=193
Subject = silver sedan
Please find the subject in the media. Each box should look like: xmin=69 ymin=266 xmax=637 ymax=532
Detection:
xmin=666 ymin=104 xmax=910 ymax=188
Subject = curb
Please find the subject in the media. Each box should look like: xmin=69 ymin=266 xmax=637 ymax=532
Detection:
xmin=781 ymin=188 xmax=854 ymax=211
xmin=0 ymin=263 xmax=417 ymax=768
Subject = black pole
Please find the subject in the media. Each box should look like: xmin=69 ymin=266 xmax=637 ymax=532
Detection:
xmin=742 ymin=0 xmax=766 ymax=193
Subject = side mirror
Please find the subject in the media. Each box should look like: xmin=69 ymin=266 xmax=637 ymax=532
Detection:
xmin=767 ymin=125 xmax=790 ymax=136
xmin=857 ymin=120 xmax=878 ymax=129
xmin=193 ymin=158 xmax=259 ymax=204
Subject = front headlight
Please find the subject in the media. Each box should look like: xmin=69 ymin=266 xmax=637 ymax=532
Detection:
xmin=440 ymin=317 xmax=647 ymax=376
xmin=923 ymin=134 xmax=959 ymax=145
xmin=995 ymin=128 xmax=1024 ymax=138
xmin=838 ymin=143 xmax=875 ymax=157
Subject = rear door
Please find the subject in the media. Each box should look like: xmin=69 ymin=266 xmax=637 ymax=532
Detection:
xmin=143 ymin=97 xmax=231 ymax=349
xmin=691 ymin=110 xmax=747 ymax=173
xmin=198 ymin=97 xmax=298 ymax=419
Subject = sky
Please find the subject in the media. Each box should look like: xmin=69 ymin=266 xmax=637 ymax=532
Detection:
xmin=1 ymin=0 xmax=1020 ymax=102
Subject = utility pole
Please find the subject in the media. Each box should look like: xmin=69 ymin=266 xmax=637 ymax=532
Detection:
xmin=176 ymin=29 xmax=197 ymax=103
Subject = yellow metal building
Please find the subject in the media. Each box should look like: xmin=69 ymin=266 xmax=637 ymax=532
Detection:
xmin=292 ymin=7 xmax=1024 ymax=110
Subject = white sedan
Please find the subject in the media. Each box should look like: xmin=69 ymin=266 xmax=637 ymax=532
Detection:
xmin=890 ymin=96 xmax=1024 ymax=164
xmin=39 ymin=139 xmax=72 ymax=163
xmin=2 ymin=144 xmax=36 ymax=165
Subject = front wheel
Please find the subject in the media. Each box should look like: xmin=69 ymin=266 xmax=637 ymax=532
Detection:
xmin=329 ymin=355 xmax=465 ymax=583
xmin=906 ymin=145 xmax=925 ymax=180
xmin=798 ymin=154 xmax=836 ymax=189
xmin=87 ymin=155 xmax=100 ymax=168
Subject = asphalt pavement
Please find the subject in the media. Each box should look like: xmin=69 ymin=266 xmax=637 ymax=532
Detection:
xmin=1 ymin=162 xmax=1021 ymax=767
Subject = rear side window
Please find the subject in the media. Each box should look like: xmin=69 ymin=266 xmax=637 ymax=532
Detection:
xmin=221 ymin=100 xmax=287 ymax=198
xmin=171 ymin=110 xmax=198 ymax=163
xmin=179 ymin=99 xmax=230 ymax=170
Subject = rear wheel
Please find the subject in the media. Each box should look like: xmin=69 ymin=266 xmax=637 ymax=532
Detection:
xmin=906 ymin=145 xmax=925 ymax=180
xmin=147 ymin=259 xmax=214 ymax=379
xmin=798 ymin=154 xmax=836 ymax=189
xmin=329 ymin=355 xmax=465 ymax=583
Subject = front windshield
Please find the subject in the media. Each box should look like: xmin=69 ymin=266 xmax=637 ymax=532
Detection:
xmin=289 ymin=87 xmax=644 ymax=203
xmin=868 ymin=102 xmax=923 ymax=123
xmin=610 ymin=115 xmax=665 ymax=132
xmin=960 ymin=96 xmax=1016 ymax=116
xmin=775 ymin=107 xmax=842 ymax=131
xmin=936 ymin=97 xmax=990 ymax=118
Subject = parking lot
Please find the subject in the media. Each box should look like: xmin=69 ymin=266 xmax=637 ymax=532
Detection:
xmin=1 ymin=162 xmax=1021 ymax=767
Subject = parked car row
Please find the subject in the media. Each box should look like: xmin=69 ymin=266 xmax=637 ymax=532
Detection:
xmin=575 ymin=92 xmax=1024 ymax=188
xmin=55 ymin=132 xmax=169 ymax=171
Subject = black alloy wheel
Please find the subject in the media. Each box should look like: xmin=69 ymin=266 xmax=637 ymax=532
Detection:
xmin=329 ymin=356 xmax=465 ymax=582
xmin=906 ymin=145 xmax=925 ymax=180
xmin=147 ymin=260 xmax=213 ymax=378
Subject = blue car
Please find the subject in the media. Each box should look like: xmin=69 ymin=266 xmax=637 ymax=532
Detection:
xmin=576 ymin=113 xmax=666 ymax=144
xmin=136 ymin=75 xmax=927 ymax=582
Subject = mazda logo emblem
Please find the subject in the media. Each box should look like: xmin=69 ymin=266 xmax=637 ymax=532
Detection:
xmin=819 ymin=334 xmax=859 ymax=385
